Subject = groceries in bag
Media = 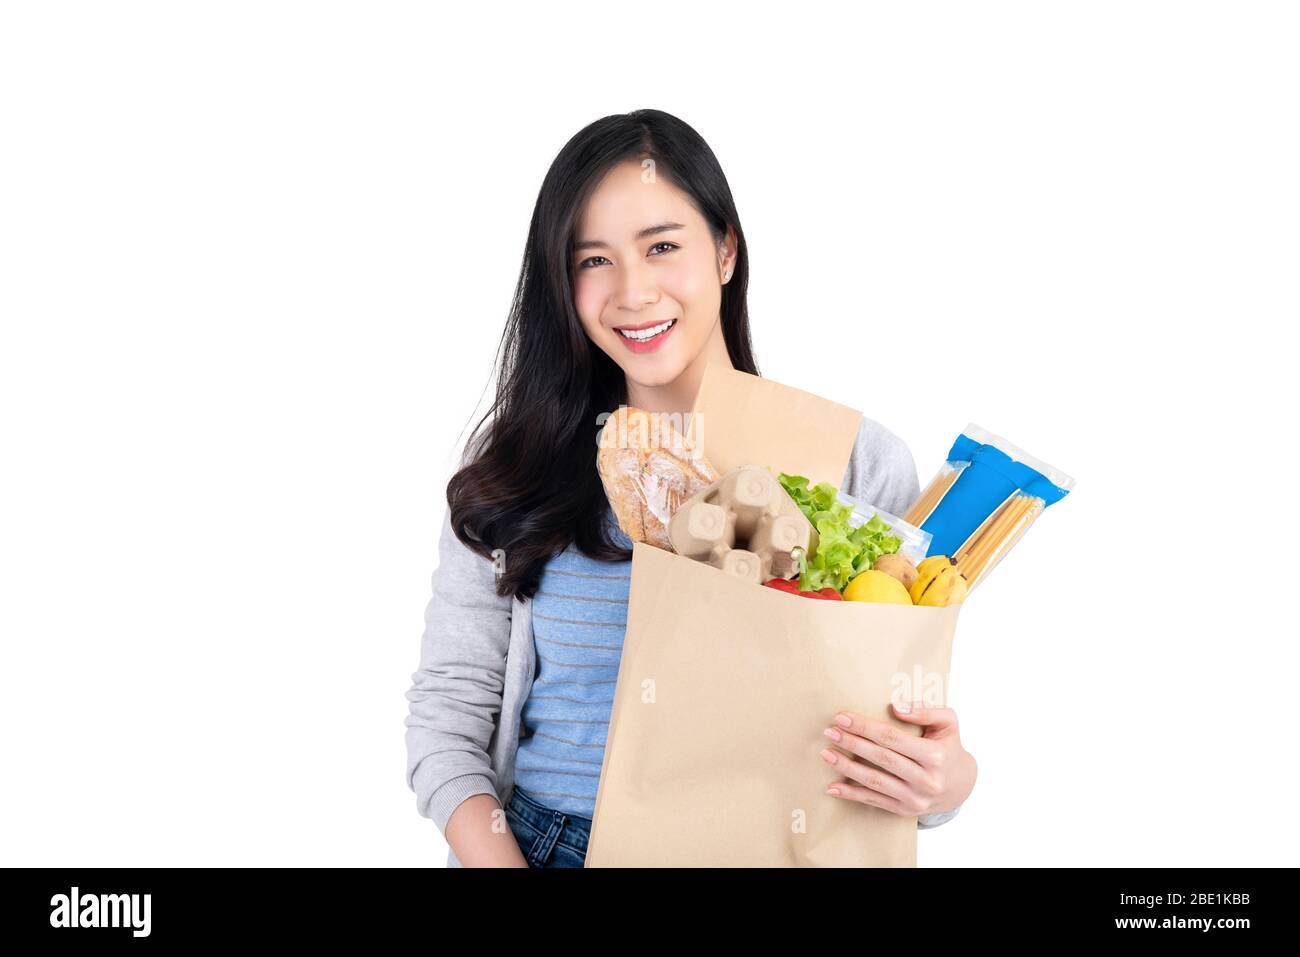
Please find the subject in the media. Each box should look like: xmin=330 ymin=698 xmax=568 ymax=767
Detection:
xmin=596 ymin=402 xmax=1071 ymax=606
xmin=776 ymin=472 xmax=957 ymax=605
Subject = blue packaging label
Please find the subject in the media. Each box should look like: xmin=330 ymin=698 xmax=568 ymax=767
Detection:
xmin=921 ymin=433 xmax=1070 ymax=557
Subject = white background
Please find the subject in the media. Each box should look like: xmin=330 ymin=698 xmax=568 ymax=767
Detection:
xmin=2 ymin=1 xmax=1297 ymax=867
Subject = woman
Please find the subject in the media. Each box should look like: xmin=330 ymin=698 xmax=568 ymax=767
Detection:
xmin=405 ymin=109 xmax=977 ymax=868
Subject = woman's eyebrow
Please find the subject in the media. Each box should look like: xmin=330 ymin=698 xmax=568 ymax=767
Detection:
xmin=573 ymin=221 xmax=685 ymax=252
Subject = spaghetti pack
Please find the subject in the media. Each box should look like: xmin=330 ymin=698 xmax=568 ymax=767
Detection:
xmin=904 ymin=424 xmax=1074 ymax=592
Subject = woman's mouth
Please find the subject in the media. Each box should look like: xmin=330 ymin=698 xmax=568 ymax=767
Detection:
xmin=614 ymin=317 xmax=678 ymax=354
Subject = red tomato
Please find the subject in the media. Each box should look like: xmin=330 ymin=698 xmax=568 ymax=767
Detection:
xmin=763 ymin=578 xmax=843 ymax=600
xmin=763 ymin=578 xmax=801 ymax=594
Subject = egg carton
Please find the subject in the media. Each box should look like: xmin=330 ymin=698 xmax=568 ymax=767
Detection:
xmin=667 ymin=466 xmax=816 ymax=583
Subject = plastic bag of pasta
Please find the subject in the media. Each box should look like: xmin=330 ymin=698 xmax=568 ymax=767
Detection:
xmin=903 ymin=424 xmax=1074 ymax=593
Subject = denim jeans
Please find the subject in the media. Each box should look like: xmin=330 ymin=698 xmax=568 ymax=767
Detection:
xmin=504 ymin=785 xmax=591 ymax=868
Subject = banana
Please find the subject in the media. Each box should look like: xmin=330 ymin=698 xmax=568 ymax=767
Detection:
xmin=909 ymin=555 xmax=969 ymax=607
xmin=915 ymin=555 xmax=952 ymax=581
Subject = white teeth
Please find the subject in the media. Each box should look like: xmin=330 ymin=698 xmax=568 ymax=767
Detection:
xmin=617 ymin=319 xmax=675 ymax=341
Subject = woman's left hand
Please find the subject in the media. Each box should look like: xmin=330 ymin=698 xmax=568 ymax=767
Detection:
xmin=819 ymin=701 xmax=976 ymax=818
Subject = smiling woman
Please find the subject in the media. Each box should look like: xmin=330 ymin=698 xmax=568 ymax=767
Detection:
xmin=444 ymin=110 xmax=757 ymax=603
xmin=405 ymin=110 xmax=969 ymax=869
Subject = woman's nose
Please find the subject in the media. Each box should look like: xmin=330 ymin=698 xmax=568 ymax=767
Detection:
xmin=613 ymin=258 xmax=660 ymax=309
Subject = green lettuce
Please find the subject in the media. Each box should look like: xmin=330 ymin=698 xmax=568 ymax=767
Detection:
xmin=777 ymin=473 xmax=902 ymax=593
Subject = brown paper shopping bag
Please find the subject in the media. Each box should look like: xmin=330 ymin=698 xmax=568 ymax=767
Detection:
xmin=585 ymin=364 xmax=961 ymax=867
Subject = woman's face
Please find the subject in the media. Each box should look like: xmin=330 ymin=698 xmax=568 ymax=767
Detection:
xmin=570 ymin=159 xmax=736 ymax=391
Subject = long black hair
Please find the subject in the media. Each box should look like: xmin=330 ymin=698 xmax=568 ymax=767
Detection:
xmin=447 ymin=109 xmax=759 ymax=601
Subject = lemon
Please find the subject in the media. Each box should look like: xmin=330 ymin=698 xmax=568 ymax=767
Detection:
xmin=843 ymin=569 xmax=913 ymax=605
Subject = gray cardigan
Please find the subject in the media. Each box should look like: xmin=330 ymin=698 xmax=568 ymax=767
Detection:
xmin=405 ymin=416 xmax=962 ymax=868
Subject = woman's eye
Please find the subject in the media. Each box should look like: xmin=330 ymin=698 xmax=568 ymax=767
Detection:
xmin=578 ymin=244 xmax=675 ymax=269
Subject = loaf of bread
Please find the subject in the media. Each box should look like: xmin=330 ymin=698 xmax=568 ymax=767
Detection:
xmin=597 ymin=406 xmax=718 ymax=550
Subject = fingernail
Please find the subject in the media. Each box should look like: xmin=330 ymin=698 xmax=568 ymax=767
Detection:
xmin=835 ymin=713 xmax=852 ymax=727
xmin=823 ymin=727 xmax=841 ymax=742
xmin=826 ymin=787 xmax=840 ymax=796
xmin=895 ymin=701 xmax=910 ymax=713
xmin=820 ymin=749 xmax=838 ymax=764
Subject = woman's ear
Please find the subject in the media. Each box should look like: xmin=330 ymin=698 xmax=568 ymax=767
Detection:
xmin=719 ymin=225 xmax=738 ymax=284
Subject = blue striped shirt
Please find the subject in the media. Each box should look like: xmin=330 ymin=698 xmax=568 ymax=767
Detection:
xmin=512 ymin=505 xmax=632 ymax=820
